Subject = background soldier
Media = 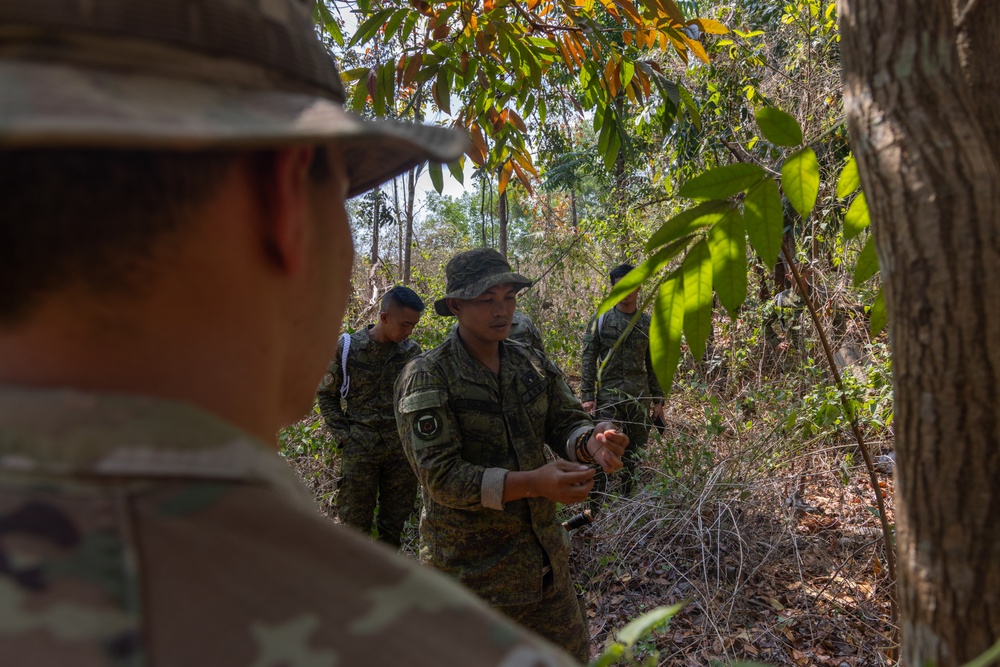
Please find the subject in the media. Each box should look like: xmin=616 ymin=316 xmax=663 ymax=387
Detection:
xmin=581 ymin=263 xmax=666 ymax=501
xmin=0 ymin=2 xmax=581 ymax=664
xmin=508 ymin=309 xmax=546 ymax=354
xmin=318 ymin=286 xmax=425 ymax=548
xmin=395 ymin=248 xmax=629 ymax=663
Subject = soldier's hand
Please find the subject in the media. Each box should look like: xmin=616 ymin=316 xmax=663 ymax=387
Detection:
xmin=588 ymin=422 xmax=629 ymax=474
xmin=532 ymin=459 xmax=596 ymax=504
xmin=581 ymin=400 xmax=597 ymax=415
xmin=651 ymin=402 xmax=666 ymax=422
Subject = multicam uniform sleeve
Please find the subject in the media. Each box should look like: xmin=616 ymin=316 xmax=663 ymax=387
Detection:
xmin=540 ymin=354 xmax=594 ymax=462
xmin=394 ymin=359 xmax=499 ymax=511
xmin=316 ymin=338 xmax=349 ymax=446
xmin=580 ymin=316 xmax=600 ymax=403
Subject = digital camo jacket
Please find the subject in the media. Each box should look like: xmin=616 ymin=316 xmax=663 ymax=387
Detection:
xmin=317 ymin=325 xmax=421 ymax=447
xmin=580 ymin=306 xmax=663 ymax=407
xmin=394 ymin=330 xmax=593 ymax=608
xmin=0 ymin=387 xmax=580 ymax=666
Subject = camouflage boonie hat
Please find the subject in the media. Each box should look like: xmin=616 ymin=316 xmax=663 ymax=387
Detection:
xmin=434 ymin=249 xmax=532 ymax=316
xmin=0 ymin=0 xmax=467 ymax=197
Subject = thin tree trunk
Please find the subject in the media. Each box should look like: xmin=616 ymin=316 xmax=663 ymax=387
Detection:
xmin=498 ymin=188 xmax=508 ymax=258
xmin=403 ymin=166 xmax=417 ymax=285
xmin=839 ymin=0 xmax=1000 ymax=663
xmin=370 ymin=188 xmax=380 ymax=264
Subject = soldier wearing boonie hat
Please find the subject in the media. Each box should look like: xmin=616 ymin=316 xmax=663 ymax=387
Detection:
xmin=395 ymin=248 xmax=630 ymax=662
xmin=0 ymin=2 xmax=582 ymax=665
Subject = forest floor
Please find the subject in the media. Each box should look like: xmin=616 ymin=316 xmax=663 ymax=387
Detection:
xmin=283 ymin=348 xmax=896 ymax=667
xmin=567 ymin=405 xmax=896 ymax=667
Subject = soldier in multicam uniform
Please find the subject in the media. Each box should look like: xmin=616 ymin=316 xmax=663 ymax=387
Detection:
xmin=580 ymin=264 xmax=666 ymax=502
xmin=0 ymin=2 xmax=583 ymax=665
xmin=395 ymin=248 xmax=629 ymax=663
xmin=318 ymin=286 xmax=424 ymax=548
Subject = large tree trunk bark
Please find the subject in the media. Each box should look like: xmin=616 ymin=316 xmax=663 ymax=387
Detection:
xmin=839 ymin=0 xmax=1000 ymax=664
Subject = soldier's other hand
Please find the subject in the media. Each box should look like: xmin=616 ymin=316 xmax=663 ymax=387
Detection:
xmin=533 ymin=459 xmax=596 ymax=504
xmin=589 ymin=422 xmax=628 ymax=474
xmin=651 ymin=402 xmax=666 ymax=422
xmin=581 ymin=400 xmax=597 ymax=415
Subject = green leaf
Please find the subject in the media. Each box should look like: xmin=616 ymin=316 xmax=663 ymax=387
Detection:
xmin=679 ymin=163 xmax=765 ymax=201
xmin=649 ymin=273 xmax=684 ymax=397
xmin=781 ymin=147 xmax=820 ymax=220
xmin=844 ymin=192 xmax=870 ymax=240
xmin=617 ymin=602 xmax=686 ymax=647
xmin=383 ymin=9 xmax=409 ymax=43
xmin=588 ymin=642 xmax=626 ymax=667
xmin=870 ymin=287 xmax=887 ymax=336
xmin=646 ymin=200 xmax=732 ymax=252
xmin=428 ymin=161 xmax=444 ymax=195
xmin=597 ymin=236 xmax=693 ymax=316
xmin=604 ymin=126 xmax=621 ymax=172
xmin=433 ymin=69 xmax=452 ymax=115
xmin=755 ymin=106 xmax=803 ymax=147
xmin=349 ymin=8 xmax=395 ymax=47
xmin=853 ymin=234 xmax=879 ymax=286
xmin=708 ymin=207 xmax=748 ymax=317
xmin=744 ymin=176 xmax=783 ymax=267
xmin=682 ymin=239 xmax=713 ymax=359
xmin=837 ymin=155 xmax=860 ymax=198
xmin=351 ymin=76 xmax=368 ymax=113
xmin=447 ymin=157 xmax=465 ymax=185
xmin=678 ymin=85 xmax=701 ymax=132
xmin=400 ymin=11 xmax=420 ymax=43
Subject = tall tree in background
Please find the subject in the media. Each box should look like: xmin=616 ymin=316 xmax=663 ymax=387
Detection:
xmin=839 ymin=0 xmax=1000 ymax=663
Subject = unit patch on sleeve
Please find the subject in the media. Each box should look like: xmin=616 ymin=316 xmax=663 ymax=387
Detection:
xmin=413 ymin=411 xmax=442 ymax=441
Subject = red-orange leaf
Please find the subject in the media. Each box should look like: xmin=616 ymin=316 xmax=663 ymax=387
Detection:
xmin=498 ymin=160 xmax=514 ymax=195
xmin=507 ymin=108 xmax=527 ymax=133
xmin=403 ymin=53 xmax=422 ymax=85
xmin=683 ymin=33 xmax=709 ymax=63
xmin=512 ymin=161 xmax=534 ymax=194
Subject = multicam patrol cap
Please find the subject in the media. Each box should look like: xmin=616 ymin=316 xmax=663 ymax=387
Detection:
xmin=0 ymin=0 xmax=468 ymax=197
xmin=434 ymin=248 xmax=532 ymax=316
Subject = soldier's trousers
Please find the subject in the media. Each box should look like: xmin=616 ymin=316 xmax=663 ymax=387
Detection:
xmin=337 ymin=436 xmax=418 ymax=549
xmin=589 ymin=403 xmax=650 ymax=511
xmin=497 ymin=568 xmax=590 ymax=663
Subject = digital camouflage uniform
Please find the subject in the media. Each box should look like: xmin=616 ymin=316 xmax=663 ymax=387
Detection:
xmin=317 ymin=326 xmax=421 ymax=548
xmin=0 ymin=387 xmax=580 ymax=666
xmin=395 ymin=329 xmax=594 ymax=663
xmin=764 ymin=289 xmax=809 ymax=351
xmin=580 ymin=306 xmax=663 ymax=499
xmin=509 ymin=311 xmax=546 ymax=355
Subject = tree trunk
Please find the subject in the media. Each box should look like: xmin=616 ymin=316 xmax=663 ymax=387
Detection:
xmin=370 ymin=187 xmax=380 ymax=265
xmin=403 ymin=167 xmax=417 ymax=285
xmin=839 ymin=0 xmax=1000 ymax=664
xmin=498 ymin=187 xmax=508 ymax=258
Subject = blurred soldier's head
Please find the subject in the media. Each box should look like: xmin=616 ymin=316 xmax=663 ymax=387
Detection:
xmin=0 ymin=0 xmax=466 ymax=436
xmin=378 ymin=286 xmax=425 ymax=343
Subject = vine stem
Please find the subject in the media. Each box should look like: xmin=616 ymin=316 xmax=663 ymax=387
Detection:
xmin=782 ymin=241 xmax=899 ymax=657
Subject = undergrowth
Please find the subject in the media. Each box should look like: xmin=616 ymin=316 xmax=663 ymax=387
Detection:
xmin=279 ymin=269 xmax=896 ymax=666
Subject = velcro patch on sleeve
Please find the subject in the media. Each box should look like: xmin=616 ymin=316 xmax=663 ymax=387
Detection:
xmin=398 ymin=389 xmax=444 ymax=414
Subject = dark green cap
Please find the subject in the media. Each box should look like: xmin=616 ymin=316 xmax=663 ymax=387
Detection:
xmin=434 ymin=249 xmax=532 ymax=316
